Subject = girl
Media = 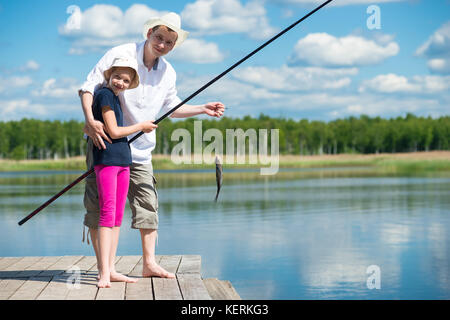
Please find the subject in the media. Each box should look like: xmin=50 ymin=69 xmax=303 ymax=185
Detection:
xmin=92 ymin=57 xmax=157 ymax=288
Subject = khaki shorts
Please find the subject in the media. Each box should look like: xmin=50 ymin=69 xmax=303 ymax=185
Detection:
xmin=83 ymin=138 xmax=159 ymax=230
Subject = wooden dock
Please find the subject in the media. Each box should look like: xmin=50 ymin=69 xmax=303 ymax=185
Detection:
xmin=0 ymin=255 xmax=241 ymax=300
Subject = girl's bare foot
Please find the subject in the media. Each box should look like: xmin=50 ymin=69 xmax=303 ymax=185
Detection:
xmin=110 ymin=271 xmax=138 ymax=283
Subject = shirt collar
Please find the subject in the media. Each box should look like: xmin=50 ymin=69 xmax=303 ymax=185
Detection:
xmin=137 ymin=41 xmax=161 ymax=72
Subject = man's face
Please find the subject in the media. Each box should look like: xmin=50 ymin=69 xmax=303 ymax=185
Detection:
xmin=147 ymin=26 xmax=178 ymax=57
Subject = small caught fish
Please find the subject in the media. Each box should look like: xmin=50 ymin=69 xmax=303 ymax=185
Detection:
xmin=214 ymin=155 xmax=223 ymax=202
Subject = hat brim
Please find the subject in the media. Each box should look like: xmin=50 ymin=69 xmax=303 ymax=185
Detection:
xmin=142 ymin=19 xmax=189 ymax=49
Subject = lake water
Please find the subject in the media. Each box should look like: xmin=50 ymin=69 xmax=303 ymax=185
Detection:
xmin=1 ymin=168 xmax=449 ymax=299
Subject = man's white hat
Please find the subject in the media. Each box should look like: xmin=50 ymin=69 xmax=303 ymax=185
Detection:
xmin=104 ymin=57 xmax=140 ymax=90
xmin=142 ymin=12 xmax=189 ymax=48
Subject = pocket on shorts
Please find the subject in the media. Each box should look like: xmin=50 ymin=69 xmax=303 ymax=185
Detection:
xmin=152 ymin=175 xmax=158 ymax=210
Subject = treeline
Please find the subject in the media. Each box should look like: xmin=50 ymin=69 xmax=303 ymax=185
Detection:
xmin=0 ymin=114 xmax=449 ymax=160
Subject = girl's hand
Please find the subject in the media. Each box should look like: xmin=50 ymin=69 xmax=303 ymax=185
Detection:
xmin=141 ymin=120 xmax=158 ymax=133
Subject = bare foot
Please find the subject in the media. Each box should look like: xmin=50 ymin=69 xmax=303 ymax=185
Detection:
xmin=97 ymin=277 xmax=111 ymax=288
xmin=142 ymin=262 xmax=175 ymax=278
xmin=110 ymin=271 xmax=139 ymax=283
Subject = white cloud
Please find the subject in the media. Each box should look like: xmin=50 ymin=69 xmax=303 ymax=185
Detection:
xmin=58 ymin=4 xmax=224 ymax=63
xmin=59 ymin=4 xmax=162 ymax=40
xmin=0 ymin=76 xmax=33 ymax=92
xmin=168 ymin=38 xmax=226 ymax=64
xmin=31 ymin=78 xmax=81 ymax=99
xmin=0 ymin=99 xmax=47 ymax=120
xmin=359 ymin=74 xmax=450 ymax=94
xmin=177 ymin=74 xmax=281 ymax=106
xmin=232 ymin=65 xmax=357 ymax=91
xmin=177 ymin=69 xmax=448 ymax=121
xmin=59 ymin=4 xmax=163 ymax=54
xmin=0 ymin=99 xmax=81 ymax=121
xmin=289 ymin=33 xmax=399 ymax=67
xmin=416 ymin=21 xmax=450 ymax=74
xmin=181 ymin=0 xmax=278 ymax=40
xmin=327 ymin=95 xmax=442 ymax=119
xmin=20 ymin=60 xmax=40 ymax=72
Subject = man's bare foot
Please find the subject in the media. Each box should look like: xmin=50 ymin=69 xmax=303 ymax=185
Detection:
xmin=142 ymin=262 xmax=175 ymax=278
xmin=97 ymin=276 xmax=111 ymax=288
xmin=110 ymin=271 xmax=139 ymax=283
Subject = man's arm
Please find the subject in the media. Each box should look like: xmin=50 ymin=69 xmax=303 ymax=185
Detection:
xmin=170 ymin=102 xmax=225 ymax=118
xmin=78 ymin=47 xmax=119 ymax=149
xmin=79 ymin=91 xmax=112 ymax=149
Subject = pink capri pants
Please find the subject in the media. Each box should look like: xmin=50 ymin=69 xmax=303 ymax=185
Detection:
xmin=94 ymin=165 xmax=130 ymax=228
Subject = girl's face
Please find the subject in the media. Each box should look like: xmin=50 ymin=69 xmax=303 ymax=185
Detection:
xmin=108 ymin=67 xmax=134 ymax=95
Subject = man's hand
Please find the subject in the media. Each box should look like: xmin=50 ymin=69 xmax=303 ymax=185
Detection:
xmin=203 ymin=102 xmax=225 ymax=118
xmin=84 ymin=119 xmax=112 ymax=149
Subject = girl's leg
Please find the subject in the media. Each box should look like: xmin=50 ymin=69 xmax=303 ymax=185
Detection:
xmin=95 ymin=165 xmax=119 ymax=288
xmin=98 ymin=227 xmax=112 ymax=288
xmin=109 ymin=167 xmax=137 ymax=283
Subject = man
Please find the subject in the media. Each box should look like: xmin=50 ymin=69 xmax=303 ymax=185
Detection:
xmin=79 ymin=12 xmax=225 ymax=278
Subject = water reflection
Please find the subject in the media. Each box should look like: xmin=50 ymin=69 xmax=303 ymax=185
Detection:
xmin=0 ymin=170 xmax=449 ymax=299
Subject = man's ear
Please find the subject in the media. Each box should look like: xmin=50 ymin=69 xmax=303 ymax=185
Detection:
xmin=146 ymin=28 xmax=153 ymax=39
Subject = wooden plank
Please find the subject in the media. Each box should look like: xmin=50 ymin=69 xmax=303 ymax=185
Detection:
xmin=114 ymin=255 xmax=141 ymax=275
xmin=38 ymin=256 xmax=84 ymax=277
xmin=159 ymin=255 xmax=182 ymax=274
xmin=18 ymin=256 xmax=62 ymax=277
xmin=125 ymin=256 xmax=159 ymax=300
xmin=203 ymin=278 xmax=241 ymax=300
xmin=0 ymin=257 xmax=42 ymax=279
xmin=128 ymin=256 xmax=144 ymax=277
xmin=0 ymin=278 xmax=27 ymax=300
xmin=0 ymin=257 xmax=23 ymax=271
xmin=178 ymin=255 xmax=202 ymax=274
xmin=36 ymin=274 xmax=73 ymax=300
xmin=70 ymin=256 xmax=97 ymax=275
xmin=177 ymin=273 xmax=211 ymax=300
xmin=65 ymin=273 xmax=98 ymax=300
xmin=125 ymin=277 xmax=153 ymax=300
xmin=8 ymin=276 xmax=52 ymax=300
xmin=96 ymin=282 xmax=126 ymax=300
xmin=64 ymin=261 xmax=99 ymax=301
xmin=153 ymin=278 xmax=182 ymax=300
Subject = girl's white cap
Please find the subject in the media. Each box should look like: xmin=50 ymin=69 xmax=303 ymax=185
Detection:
xmin=104 ymin=57 xmax=140 ymax=89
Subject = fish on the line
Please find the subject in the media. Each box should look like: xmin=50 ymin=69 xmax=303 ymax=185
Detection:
xmin=215 ymin=155 xmax=223 ymax=202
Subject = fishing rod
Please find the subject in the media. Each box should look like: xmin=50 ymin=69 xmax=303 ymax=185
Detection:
xmin=18 ymin=0 xmax=334 ymax=226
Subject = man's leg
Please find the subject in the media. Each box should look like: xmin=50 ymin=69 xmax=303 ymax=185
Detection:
xmin=128 ymin=162 xmax=174 ymax=278
xmin=83 ymin=138 xmax=101 ymax=269
xmin=140 ymin=228 xmax=175 ymax=278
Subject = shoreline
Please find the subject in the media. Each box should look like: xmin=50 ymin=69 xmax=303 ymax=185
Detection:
xmin=0 ymin=151 xmax=449 ymax=173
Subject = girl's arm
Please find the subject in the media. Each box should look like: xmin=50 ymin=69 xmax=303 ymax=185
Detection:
xmin=101 ymin=106 xmax=157 ymax=139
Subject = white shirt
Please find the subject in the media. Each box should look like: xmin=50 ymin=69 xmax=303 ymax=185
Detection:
xmin=79 ymin=41 xmax=182 ymax=164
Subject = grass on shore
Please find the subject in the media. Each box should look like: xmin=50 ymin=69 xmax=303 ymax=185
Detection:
xmin=0 ymin=151 xmax=449 ymax=174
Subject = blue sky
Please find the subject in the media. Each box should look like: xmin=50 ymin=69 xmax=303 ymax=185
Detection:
xmin=0 ymin=0 xmax=449 ymax=121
